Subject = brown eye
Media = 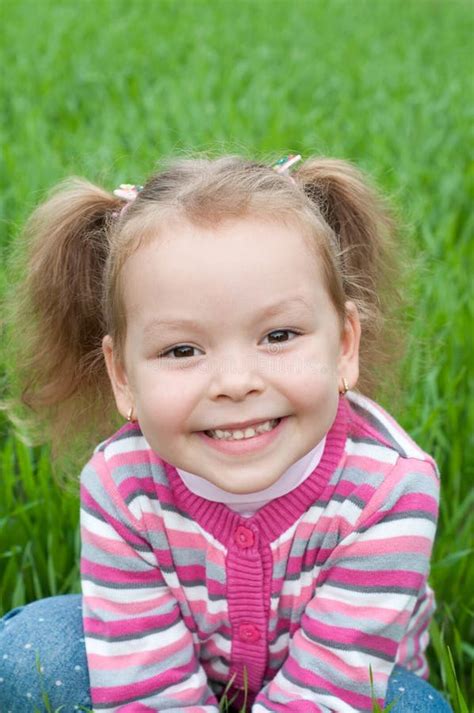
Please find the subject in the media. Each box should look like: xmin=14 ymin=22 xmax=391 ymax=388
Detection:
xmin=159 ymin=345 xmax=200 ymax=359
xmin=265 ymin=329 xmax=300 ymax=344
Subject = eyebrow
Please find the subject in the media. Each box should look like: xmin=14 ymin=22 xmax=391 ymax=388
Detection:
xmin=143 ymin=297 xmax=313 ymax=335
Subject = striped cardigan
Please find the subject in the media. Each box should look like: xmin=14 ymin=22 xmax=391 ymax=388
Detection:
xmin=80 ymin=392 xmax=440 ymax=712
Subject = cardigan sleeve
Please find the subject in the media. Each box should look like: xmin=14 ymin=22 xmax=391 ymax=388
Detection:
xmin=252 ymin=456 xmax=440 ymax=712
xmin=80 ymin=452 xmax=220 ymax=712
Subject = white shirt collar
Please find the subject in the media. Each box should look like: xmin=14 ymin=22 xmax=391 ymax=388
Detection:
xmin=176 ymin=436 xmax=326 ymax=517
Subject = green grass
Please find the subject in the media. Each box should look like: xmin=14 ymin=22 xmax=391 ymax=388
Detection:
xmin=1 ymin=0 xmax=473 ymax=709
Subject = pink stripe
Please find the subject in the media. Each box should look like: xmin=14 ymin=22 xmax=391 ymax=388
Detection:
xmin=140 ymin=511 xmax=167 ymax=532
xmin=116 ymin=702 xmax=215 ymax=712
xmin=166 ymin=527 xmax=213 ymax=550
xmin=353 ymin=460 xmax=433 ymax=524
xmin=186 ymin=599 xmax=228 ymax=624
xmin=81 ymin=559 xmax=159 ymax=585
xmin=296 ymin=629 xmax=390 ymax=684
xmin=278 ymin=581 xmax=316 ymax=611
xmin=335 ymin=535 xmax=433 ymax=558
xmin=84 ymin=609 xmax=179 ymax=637
xmin=389 ymin=493 xmax=438 ymax=517
xmin=325 ymin=565 xmax=424 ymax=590
xmin=284 ymin=656 xmax=378 ymax=709
xmin=313 ymin=596 xmax=411 ymax=626
xmin=85 ymin=594 xmax=169 ymax=615
xmin=117 ymin=703 xmax=156 ymax=712
xmin=88 ymin=629 xmax=189 ymax=669
xmin=333 ymin=480 xmax=376 ymax=503
xmin=257 ymin=692 xmax=321 ymax=712
xmin=195 ymin=633 xmax=232 ymax=657
xmin=93 ymin=454 xmax=148 ymax=529
xmin=91 ymin=658 xmax=198 ymax=704
xmin=117 ymin=476 xmax=156 ymax=501
xmin=81 ymin=486 xmax=145 ymax=547
xmin=295 ymin=513 xmax=349 ymax=536
xmin=303 ymin=615 xmax=397 ymax=657
xmin=81 ymin=528 xmax=144 ymax=559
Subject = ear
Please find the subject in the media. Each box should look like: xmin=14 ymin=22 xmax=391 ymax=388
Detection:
xmin=102 ymin=335 xmax=134 ymax=420
xmin=337 ymin=301 xmax=361 ymax=390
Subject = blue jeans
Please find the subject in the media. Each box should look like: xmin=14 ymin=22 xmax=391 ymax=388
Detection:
xmin=0 ymin=595 xmax=452 ymax=712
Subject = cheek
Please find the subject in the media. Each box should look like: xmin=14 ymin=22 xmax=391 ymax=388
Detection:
xmin=135 ymin=370 xmax=200 ymax=428
xmin=276 ymin=342 xmax=338 ymax=392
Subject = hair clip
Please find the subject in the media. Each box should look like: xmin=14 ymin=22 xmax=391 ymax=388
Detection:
xmin=272 ymin=154 xmax=302 ymax=175
xmin=112 ymin=184 xmax=143 ymax=220
xmin=113 ymin=183 xmax=143 ymax=202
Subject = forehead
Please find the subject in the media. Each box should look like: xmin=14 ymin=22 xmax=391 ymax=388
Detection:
xmin=121 ymin=216 xmax=328 ymax=320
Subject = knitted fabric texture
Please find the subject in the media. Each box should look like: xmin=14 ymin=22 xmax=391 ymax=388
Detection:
xmin=80 ymin=392 xmax=439 ymax=712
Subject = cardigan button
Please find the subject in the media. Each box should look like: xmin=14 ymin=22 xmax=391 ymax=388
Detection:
xmin=234 ymin=525 xmax=255 ymax=548
xmin=238 ymin=623 xmax=261 ymax=643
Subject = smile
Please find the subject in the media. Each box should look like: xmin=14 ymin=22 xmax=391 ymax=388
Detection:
xmin=196 ymin=417 xmax=287 ymax=456
xmin=205 ymin=418 xmax=281 ymax=441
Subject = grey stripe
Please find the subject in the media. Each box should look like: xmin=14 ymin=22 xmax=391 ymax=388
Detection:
xmin=302 ymin=629 xmax=394 ymax=662
xmin=358 ymin=511 xmax=437 ymax=533
xmin=328 ymin=552 xmax=430 ymax=573
xmin=348 ymin=400 xmax=407 ymax=458
xmin=93 ymin=657 xmax=202 ymax=709
xmin=114 ymin=460 xmax=169 ymax=489
xmin=327 ymin=580 xmax=420 ymax=596
xmin=86 ymin=617 xmax=179 ymax=643
xmin=333 ymin=466 xmax=385 ymax=488
xmin=82 ymin=543 xmax=156 ymax=570
xmin=304 ymin=608 xmax=406 ymax=641
xmin=87 ymin=643 xmax=191 ymax=690
xmin=82 ymin=574 xmax=159 ymax=589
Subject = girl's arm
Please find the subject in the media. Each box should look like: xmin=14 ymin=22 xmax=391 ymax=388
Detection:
xmin=253 ymin=456 xmax=439 ymax=713
xmin=80 ymin=452 xmax=220 ymax=713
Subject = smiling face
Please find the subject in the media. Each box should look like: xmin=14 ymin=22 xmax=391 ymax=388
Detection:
xmin=103 ymin=216 xmax=360 ymax=494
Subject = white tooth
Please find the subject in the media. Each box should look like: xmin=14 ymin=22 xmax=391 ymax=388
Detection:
xmin=208 ymin=418 xmax=279 ymax=440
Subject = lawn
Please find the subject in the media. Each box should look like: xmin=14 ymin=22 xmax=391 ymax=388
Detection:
xmin=1 ymin=0 xmax=473 ymax=710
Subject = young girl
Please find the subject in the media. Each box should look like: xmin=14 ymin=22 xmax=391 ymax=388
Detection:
xmin=0 ymin=155 xmax=451 ymax=712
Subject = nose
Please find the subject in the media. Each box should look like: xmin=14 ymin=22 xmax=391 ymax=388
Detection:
xmin=206 ymin=354 xmax=266 ymax=401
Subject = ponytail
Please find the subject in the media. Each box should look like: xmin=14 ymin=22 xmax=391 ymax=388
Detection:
xmin=3 ymin=179 xmax=123 ymax=467
xmin=295 ymin=158 xmax=405 ymax=396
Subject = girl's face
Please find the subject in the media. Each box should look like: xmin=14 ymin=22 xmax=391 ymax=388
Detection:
xmin=104 ymin=216 xmax=360 ymax=494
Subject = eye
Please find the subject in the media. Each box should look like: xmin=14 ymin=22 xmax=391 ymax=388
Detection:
xmin=158 ymin=344 xmax=202 ymax=359
xmin=263 ymin=329 xmax=301 ymax=345
xmin=158 ymin=330 xmax=302 ymax=360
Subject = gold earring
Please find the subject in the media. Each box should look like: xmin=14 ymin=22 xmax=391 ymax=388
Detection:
xmin=126 ymin=406 xmax=136 ymax=423
xmin=339 ymin=378 xmax=349 ymax=395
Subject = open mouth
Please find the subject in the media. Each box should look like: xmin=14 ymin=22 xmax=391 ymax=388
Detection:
xmin=203 ymin=417 xmax=282 ymax=441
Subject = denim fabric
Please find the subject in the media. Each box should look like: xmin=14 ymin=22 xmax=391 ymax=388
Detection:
xmin=0 ymin=594 xmax=453 ymax=712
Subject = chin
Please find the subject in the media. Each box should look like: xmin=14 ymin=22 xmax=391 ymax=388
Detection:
xmin=216 ymin=475 xmax=279 ymax=495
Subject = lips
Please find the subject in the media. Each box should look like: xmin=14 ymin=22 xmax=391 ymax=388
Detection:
xmin=205 ymin=418 xmax=280 ymax=440
xmin=196 ymin=415 xmax=288 ymax=455
xmin=203 ymin=416 xmax=282 ymax=431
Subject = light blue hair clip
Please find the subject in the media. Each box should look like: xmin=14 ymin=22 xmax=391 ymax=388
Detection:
xmin=272 ymin=154 xmax=302 ymax=175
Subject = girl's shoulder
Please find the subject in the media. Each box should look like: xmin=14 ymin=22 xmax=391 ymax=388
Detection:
xmin=80 ymin=422 xmax=173 ymax=530
xmin=93 ymin=421 xmax=147 ymax=455
xmin=83 ymin=421 xmax=170 ymax=489
xmin=345 ymin=391 xmax=439 ymax=477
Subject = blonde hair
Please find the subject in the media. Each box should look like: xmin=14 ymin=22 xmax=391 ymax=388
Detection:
xmin=3 ymin=155 xmax=405 ymax=468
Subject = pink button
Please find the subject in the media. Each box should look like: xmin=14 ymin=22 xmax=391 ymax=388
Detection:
xmin=238 ymin=623 xmax=261 ymax=643
xmin=234 ymin=526 xmax=255 ymax=549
